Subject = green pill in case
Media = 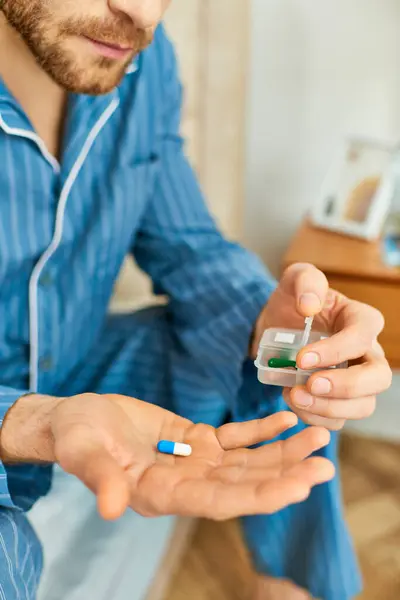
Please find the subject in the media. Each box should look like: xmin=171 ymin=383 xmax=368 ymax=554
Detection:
xmin=268 ymin=358 xmax=297 ymax=369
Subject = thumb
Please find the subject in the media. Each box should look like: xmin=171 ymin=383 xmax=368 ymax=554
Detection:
xmin=58 ymin=442 xmax=130 ymax=521
xmin=281 ymin=263 xmax=329 ymax=317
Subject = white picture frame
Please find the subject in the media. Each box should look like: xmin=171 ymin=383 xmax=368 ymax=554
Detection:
xmin=311 ymin=137 xmax=397 ymax=240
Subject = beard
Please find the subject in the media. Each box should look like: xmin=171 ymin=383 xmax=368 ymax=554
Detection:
xmin=0 ymin=0 xmax=153 ymax=94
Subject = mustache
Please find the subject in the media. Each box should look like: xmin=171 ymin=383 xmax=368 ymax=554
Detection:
xmin=59 ymin=17 xmax=152 ymax=51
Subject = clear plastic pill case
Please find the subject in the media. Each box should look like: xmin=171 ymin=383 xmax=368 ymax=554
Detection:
xmin=255 ymin=327 xmax=347 ymax=388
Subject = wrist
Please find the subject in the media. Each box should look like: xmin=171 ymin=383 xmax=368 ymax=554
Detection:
xmin=0 ymin=394 xmax=63 ymax=464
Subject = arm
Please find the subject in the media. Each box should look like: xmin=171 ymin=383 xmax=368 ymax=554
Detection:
xmin=0 ymin=392 xmax=334 ymax=520
xmin=133 ymin=30 xmax=276 ymax=404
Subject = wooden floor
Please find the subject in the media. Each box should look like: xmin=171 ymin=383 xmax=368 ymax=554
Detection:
xmin=165 ymin=434 xmax=400 ymax=600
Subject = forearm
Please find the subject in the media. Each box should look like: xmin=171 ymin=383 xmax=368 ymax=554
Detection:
xmin=0 ymin=394 xmax=62 ymax=464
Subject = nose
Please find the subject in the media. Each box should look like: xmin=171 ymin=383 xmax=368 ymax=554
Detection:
xmin=108 ymin=0 xmax=164 ymax=29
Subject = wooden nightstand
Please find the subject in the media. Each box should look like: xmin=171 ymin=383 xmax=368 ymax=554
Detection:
xmin=283 ymin=220 xmax=400 ymax=369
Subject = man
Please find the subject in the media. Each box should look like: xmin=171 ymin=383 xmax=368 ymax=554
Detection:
xmin=0 ymin=1 xmax=392 ymax=599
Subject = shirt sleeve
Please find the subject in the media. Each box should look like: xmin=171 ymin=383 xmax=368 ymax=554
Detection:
xmin=0 ymin=388 xmax=52 ymax=512
xmin=132 ymin=28 xmax=277 ymax=406
xmin=0 ymin=508 xmax=43 ymax=599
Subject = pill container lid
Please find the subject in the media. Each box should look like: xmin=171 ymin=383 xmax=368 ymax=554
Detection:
xmin=259 ymin=328 xmax=326 ymax=351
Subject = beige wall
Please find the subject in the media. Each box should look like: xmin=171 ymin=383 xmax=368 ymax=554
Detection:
xmin=112 ymin=1 xmax=249 ymax=311
xmin=245 ymin=0 xmax=400 ymax=275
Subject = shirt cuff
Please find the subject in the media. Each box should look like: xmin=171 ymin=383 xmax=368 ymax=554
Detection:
xmin=0 ymin=388 xmax=29 ymax=509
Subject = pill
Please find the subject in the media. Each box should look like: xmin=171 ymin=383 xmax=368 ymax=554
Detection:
xmin=268 ymin=358 xmax=297 ymax=369
xmin=157 ymin=440 xmax=192 ymax=457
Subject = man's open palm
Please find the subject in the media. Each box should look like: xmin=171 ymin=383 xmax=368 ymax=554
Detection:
xmin=51 ymin=393 xmax=334 ymax=521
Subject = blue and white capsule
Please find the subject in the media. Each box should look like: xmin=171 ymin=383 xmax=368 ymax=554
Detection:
xmin=157 ymin=440 xmax=192 ymax=457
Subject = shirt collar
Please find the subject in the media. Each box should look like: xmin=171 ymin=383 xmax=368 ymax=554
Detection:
xmin=125 ymin=56 xmax=139 ymax=75
xmin=0 ymin=77 xmax=35 ymax=132
xmin=0 ymin=76 xmax=16 ymax=108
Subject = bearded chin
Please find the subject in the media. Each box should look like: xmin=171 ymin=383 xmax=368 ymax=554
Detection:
xmin=0 ymin=1 xmax=152 ymax=95
xmin=17 ymin=32 xmax=135 ymax=95
xmin=31 ymin=42 xmax=135 ymax=95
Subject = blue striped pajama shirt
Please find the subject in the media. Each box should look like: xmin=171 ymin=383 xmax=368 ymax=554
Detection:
xmin=0 ymin=24 xmax=361 ymax=600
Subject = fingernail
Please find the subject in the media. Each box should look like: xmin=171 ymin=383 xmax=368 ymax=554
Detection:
xmin=299 ymin=293 xmax=322 ymax=313
xmin=311 ymin=377 xmax=332 ymax=396
xmin=293 ymin=389 xmax=314 ymax=408
xmin=301 ymin=352 xmax=320 ymax=369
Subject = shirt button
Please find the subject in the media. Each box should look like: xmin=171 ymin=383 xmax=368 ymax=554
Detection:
xmin=39 ymin=356 xmax=53 ymax=371
xmin=40 ymin=273 xmax=53 ymax=287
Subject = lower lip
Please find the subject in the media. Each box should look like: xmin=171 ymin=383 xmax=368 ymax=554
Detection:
xmin=85 ymin=37 xmax=132 ymax=59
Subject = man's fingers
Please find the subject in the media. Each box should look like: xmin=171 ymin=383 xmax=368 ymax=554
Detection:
xmin=214 ymin=457 xmax=335 ymax=519
xmin=284 ymin=390 xmax=347 ymax=430
xmin=284 ymin=456 xmax=336 ymax=487
xmin=167 ymin=477 xmax=308 ymax=519
xmin=222 ymin=426 xmax=331 ymax=470
xmin=91 ymin=452 xmax=130 ymax=520
xmin=297 ymin=328 xmax=367 ymax=369
xmin=169 ymin=477 xmax=311 ymax=519
xmin=306 ymin=360 xmax=392 ymax=399
xmin=169 ymin=456 xmax=334 ymax=520
xmin=271 ymin=426 xmax=330 ymax=466
xmin=58 ymin=444 xmax=130 ymax=520
xmin=291 ymin=389 xmax=377 ymax=421
xmin=211 ymin=429 xmax=331 ymax=483
xmin=216 ymin=412 xmax=298 ymax=450
xmin=210 ymin=465 xmax=288 ymax=485
xmin=280 ymin=263 xmax=329 ymax=316
xmin=334 ymin=300 xmax=385 ymax=337
xmin=297 ymin=304 xmax=385 ymax=369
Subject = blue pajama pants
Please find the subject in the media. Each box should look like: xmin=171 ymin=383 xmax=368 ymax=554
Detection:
xmin=1 ymin=309 xmax=362 ymax=599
